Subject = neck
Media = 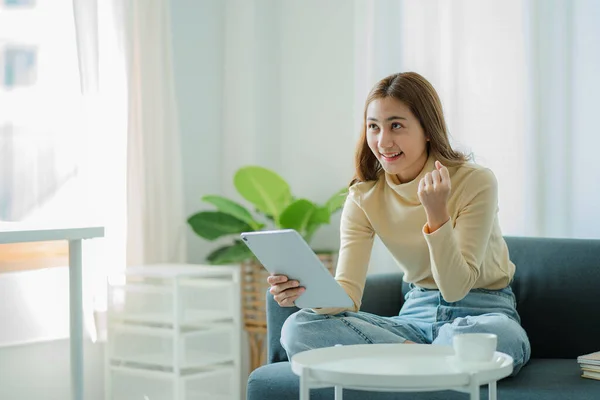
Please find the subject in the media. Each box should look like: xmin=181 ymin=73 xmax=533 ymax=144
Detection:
xmin=396 ymin=151 xmax=429 ymax=183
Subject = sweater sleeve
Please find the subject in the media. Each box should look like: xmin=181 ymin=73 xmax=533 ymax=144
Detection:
xmin=312 ymin=187 xmax=375 ymax=315
xmin=422 ymin=168 xmax=498 ymax=302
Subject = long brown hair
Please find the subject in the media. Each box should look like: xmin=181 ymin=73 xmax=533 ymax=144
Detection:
xmin=350 ymin=72 xmax=470 ymax=186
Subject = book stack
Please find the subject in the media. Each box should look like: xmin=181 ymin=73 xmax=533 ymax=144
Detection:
xmin=578 ymin=351 xmax=600 ymax=381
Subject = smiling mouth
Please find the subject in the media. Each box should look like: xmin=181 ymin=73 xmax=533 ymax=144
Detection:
xmin=380 ymin=152 xmax=403 ymax=161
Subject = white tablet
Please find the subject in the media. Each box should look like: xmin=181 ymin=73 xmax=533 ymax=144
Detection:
xmin=240 ymin=229 xmax=354 ymax=309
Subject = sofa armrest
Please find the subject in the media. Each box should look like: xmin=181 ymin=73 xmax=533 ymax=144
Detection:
xmin=265 ymin=291 xmax=299 ymax=364
xmin=266 ymin=272 xmax=405 ymax=363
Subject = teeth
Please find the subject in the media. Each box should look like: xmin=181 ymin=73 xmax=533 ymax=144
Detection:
xmin=382 ymin=152 xmax=401 ymax=157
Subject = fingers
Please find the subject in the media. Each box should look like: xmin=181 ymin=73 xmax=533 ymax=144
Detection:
xmin=274 ymin=287 xmax=305 ymax=307
xmin=425 ymin=173 xmax=433 ymax=187
xmin=435 ymin=161 xmax=450 ymax=181
xmin=418 ymin=177 xmax=426 ymax=193
xmin=268 ymin=274 xmax=304 ymax=307
xmin=269 ymin=279 xmax=299 ymax=295
xmin=419 ymin=162 xmax=450 ymax=197
xmin=431 ymin=170 xmax=441 ymax=187
xmin=267 ymin=274 xmax=288 ymax=285
xmin=419 ymin=174 xmax=431 ymax=194
xmin=439 ymin=164 xmax=450 ymax=183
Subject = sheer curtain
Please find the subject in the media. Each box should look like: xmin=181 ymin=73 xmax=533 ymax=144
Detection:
xmin=524 ymin=0 xmax=600 ymax=238
xmin=124 ymin=0 xmax=186 ymax=266
xmin=72 ymin=0 xmax=186 ymax=340
xmin=72 ymin=0 xmax=127 ymax=341
xmin=356 ymin=0 xmax=600 ymax=241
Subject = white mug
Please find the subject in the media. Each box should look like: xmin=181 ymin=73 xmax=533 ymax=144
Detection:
xmin=453 ymin=333 xmax=498 ymax=363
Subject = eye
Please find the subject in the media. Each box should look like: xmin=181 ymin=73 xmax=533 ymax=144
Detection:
xmin=391 ymin=122 xmax=403 ymax=129
xmin=368 ymin=123 xmax=379 ymax=130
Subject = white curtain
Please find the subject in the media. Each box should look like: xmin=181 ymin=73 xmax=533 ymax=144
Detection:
xmin=356 ymin=0 xmax=600 ymax=241
xmin=72 ymin=0 xmax=186 ymax=340
xmin=72 ymin=0 xmax=127 ymax=341
xmin=524 ymin=0 xmax=600 ymax=238
xmin=124 ymin=0 xmax=186 ymax=266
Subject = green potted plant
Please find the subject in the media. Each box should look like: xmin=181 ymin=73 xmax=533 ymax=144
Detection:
xmin=187 ymin=165 xmax=348 ymax=372
xmin=187 ymin=165 xmax=348 ymax=265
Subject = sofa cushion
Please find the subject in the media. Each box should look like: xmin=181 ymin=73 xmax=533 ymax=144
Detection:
xmin=505 ymin=237 xmax=600 ymax=359
xmin=247 ymin=359 xmax=599 ymax=400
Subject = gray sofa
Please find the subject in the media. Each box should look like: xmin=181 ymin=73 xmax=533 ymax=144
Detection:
xmin=247 ymin=236 xmax=600 ymax=399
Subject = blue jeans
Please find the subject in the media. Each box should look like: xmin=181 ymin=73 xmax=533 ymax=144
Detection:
xmin=281 ymin=285 xmax=531 ymax=375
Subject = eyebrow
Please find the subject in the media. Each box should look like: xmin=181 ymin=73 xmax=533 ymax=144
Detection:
xmin=366 ymin=116 xmax=407 ymax=122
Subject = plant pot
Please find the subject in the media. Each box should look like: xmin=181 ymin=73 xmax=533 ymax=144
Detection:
xmin=240 ymin=253 xmax=337 ymax=372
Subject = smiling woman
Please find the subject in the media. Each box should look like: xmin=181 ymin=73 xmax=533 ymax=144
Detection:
xmin=275 ymin=71 xmax=531 ymax=377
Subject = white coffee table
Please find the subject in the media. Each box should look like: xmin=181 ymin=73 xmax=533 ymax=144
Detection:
xmin=291 ymin=343 xmax=513 ymax=400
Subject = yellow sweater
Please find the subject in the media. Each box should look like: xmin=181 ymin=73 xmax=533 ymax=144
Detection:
xmin=316 ymin=154 xmax=515 ymax=314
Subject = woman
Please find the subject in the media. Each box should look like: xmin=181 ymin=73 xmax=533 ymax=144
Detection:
xmin=267 ymin=72 xmax=531 ymax=374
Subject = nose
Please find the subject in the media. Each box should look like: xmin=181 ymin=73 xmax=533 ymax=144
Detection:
xmin=378 ymin=128 xmax=393 ymax=148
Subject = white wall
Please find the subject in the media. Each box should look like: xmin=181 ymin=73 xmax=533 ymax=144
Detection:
xmin=173 ymin=0 xmax=358 ymax=263
xmin=170 ymin=0 xmax=226 ymax=264
xmin=278 ymin=1 xmax=357 ymax=250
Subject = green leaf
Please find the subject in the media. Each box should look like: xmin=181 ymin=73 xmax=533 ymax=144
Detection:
xmin=309 ymin=206 xmax=330 ymax=225
xmin=304 ymin=206 xmax=330 ymax=243
xmin=201 ymin=195 xmax=261 ymax=230
xmin=234 ymin=166 xmax=292 ymax=224
xmin=206 ymin=240 xmax=254 ymax=264
xmin=324 ymin=188 xmax=349 ymax=214
xmin=187 ymin=211 xmax=253 ymax=241
xmin=279 ymin=199 xmax=318 ymax=235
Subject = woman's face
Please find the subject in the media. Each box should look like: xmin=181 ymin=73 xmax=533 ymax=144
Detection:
xmin=366 ymin=97 xmax=429 ymax=183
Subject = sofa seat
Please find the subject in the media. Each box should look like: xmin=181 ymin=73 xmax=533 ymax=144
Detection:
xmin=247 ymin=359 xmax=599 ymax=400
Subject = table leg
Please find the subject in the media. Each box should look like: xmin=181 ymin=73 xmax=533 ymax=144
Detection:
xmin=300 ymin=369 xmax=310 ymax=400
xmin=335 ymin=385 xmax=343 ymax=400
xmin=469 ymin=380 xmax=480 ymax=400
xmin=489 ymin=380 xmax=497 ymax=400
xmin=69 ymin=239 xmax=84 ymax=400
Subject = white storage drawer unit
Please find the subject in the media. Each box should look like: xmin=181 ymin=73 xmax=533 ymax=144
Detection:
xmin=110 ymin=364 xmax=236 ymax=400
xmin=105 ymin=264 xmax=241 ymax=400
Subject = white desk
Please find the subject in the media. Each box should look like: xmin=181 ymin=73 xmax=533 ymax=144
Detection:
xmin=0 ymin=224 xmax=105 ymax=400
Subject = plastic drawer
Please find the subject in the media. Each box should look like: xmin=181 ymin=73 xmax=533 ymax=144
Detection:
xmin=110 ymin=367 xmax=174 ymax=400
xmin=108 ymin=279 xmax=236 ymax=326
xmin=109 ymin=365 xmax=236 ymax=400
xmin=108 ymin=323 xmax=235 ymax=370
xmin=184 ymin=365 xmax=236 ymax=400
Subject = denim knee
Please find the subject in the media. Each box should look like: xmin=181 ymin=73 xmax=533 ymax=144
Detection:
xmin=280 ymin=309 xmax=330 ymax=358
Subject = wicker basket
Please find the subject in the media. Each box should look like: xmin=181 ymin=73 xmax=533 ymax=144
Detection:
xmin=241 ymin=253 xmax=337 ymax=372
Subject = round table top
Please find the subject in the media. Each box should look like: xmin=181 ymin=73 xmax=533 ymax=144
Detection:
xmin=291 ymin=343 xmax=513 ymax=391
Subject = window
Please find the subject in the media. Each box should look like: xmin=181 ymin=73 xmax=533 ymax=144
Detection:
xmin=0 ymin=0 xmax=81 ymax=273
